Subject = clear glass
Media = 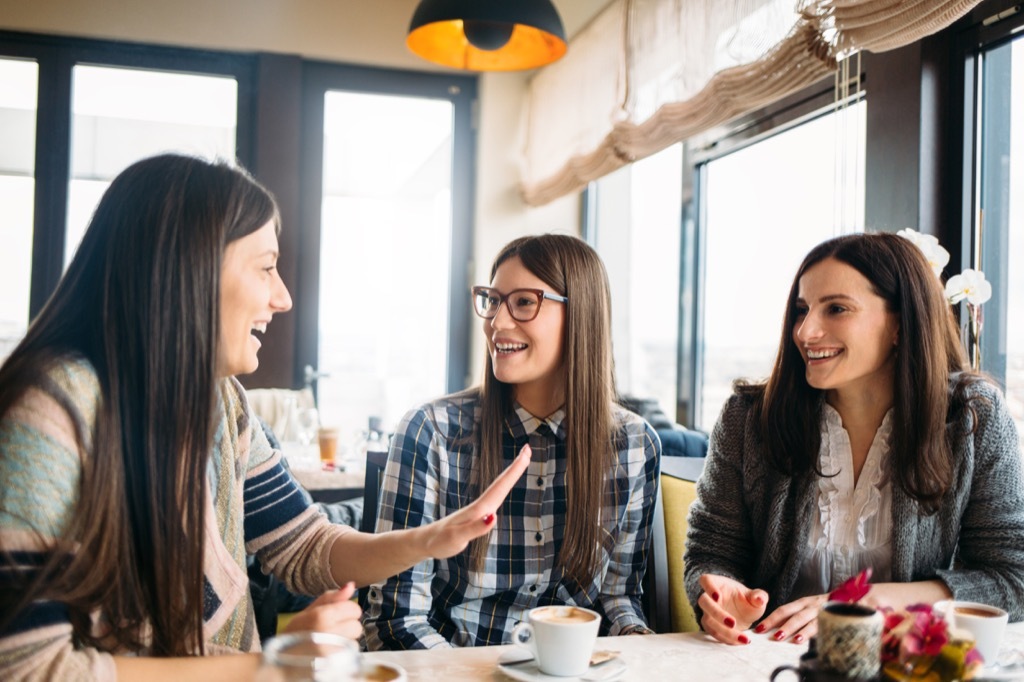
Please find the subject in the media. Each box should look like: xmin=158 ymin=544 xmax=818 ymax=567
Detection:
xmin=699 ymin=102 xmax=866 ymax=429
xmin=316 ymin=91 xmax=454 ymax=448
xmin=976 ymin=36 xmax=1024 ymax=440
xmin=255 ymin=632 xmax=359 ymax=682
xmin=592 ymin=143 xmax=683 ymax=421
xmin=0 ymin=58 xmax=38 ymax=363
xmin=65 ymin=65 xmax=237 ymax=267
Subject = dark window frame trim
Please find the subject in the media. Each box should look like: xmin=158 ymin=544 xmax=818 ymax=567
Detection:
xmin=0 ymin=29 xmax=257 ymax=317
xmin=298 ymin=60 xmax=478 ymax=395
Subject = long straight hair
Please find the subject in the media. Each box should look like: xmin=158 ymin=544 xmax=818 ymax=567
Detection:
xmin=740 ymin=232 xmax=972 ymax=511
xmin=471 ymin=234 xmax=616 ymax=586
xmin=0 ymin=154 xmax=279 ymax=655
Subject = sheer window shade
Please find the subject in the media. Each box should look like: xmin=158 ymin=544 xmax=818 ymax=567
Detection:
xmin=519 ymin=0 xmax=983 ymax=206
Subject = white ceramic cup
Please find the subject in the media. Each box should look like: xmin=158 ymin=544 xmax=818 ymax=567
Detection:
xmin=939 ymin=600 xmax=1009 ymax=665
xmin=511 ymin=606 xmax=601 ymax=677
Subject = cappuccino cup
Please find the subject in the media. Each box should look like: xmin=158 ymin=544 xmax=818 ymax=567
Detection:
xmin=937 ymin=600 xmax=1008 ymax=664
xmin=511 ymin=606 xmax=600 ymax=676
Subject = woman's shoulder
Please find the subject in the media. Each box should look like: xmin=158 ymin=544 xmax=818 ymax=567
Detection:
xmin=395 ymin=388 xmax=481 ymax=441
xmin=0 ymin=355 xmax=97 ymax=537
xmin=13 ymin=354 xmax=102 ymax=432
xmin=948 ymin=373 xmax=1017 ymax=440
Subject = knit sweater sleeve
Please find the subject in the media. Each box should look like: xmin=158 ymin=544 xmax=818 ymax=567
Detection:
xmin=935 ymin=382 xmax=1024 ymax=619
xmin=236 ymin=380 xmax=349 ymax=596
xmin=0 ymin=359 xmax=118 ymax=681
xmin=683 ymin=393 xmax=758 ymax=618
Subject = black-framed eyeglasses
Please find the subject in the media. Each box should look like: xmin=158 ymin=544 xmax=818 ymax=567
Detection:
xmin=471 ymin=286 xmax=568 ymax=322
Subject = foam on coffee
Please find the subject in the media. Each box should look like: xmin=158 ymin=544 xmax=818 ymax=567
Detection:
xmin=955 ymin=605 xmax=1002 ymax=618
xmin=531 ymin=606 xmax=597 ymax=625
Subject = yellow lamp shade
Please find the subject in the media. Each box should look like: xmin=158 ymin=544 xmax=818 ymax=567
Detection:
xmin=407 ymin=0 xmax=567 ymax=72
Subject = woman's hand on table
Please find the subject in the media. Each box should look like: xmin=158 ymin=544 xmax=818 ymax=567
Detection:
xmin=420 ymin=444 xmax=532 ymax=559
xmin=752 ymin=593 xmax=827 ymax=645
xmin=697 ymin=574 xmax=769 ymax=645
xmin=282 ymin=582 xmax=363 ymax=640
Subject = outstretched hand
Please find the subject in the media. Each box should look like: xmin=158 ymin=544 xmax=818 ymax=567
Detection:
xmin=421 ymin=444 xmax=532 ymax=559
xmin=753 ymin=593 xmax=827 ymax=644
xmin=282 ymin=582 xmax=363 ymax=640
xmin=697 ymin=574 xmax=769 ymax=645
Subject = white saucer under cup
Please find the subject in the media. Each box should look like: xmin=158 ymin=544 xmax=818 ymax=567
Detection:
xmin=511 ymin=606 xmax=601 ymax=677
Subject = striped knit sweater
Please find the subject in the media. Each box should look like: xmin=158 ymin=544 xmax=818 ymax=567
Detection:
xmin=0 ymin=357 xmax=350 ymax=681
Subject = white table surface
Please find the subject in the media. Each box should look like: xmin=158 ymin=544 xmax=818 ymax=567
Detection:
xmin=362 ymin=631 xmax=805 ymax=681
xmin=361 ymin=623 xmax=1024 ymax=682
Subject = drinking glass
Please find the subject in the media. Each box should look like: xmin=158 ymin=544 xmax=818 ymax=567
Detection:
xmin=295 ymin=407 xmax=320 ymax=447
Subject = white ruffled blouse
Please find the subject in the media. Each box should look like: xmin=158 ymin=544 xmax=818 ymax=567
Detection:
xmin=793 ymin=404 xmax=894 ymax=598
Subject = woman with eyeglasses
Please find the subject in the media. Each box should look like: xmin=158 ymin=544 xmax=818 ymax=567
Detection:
xmin=0 ymin=154 xmax=530 ymax=681
xmin=363 ymin=234 xmax=661 ymax=649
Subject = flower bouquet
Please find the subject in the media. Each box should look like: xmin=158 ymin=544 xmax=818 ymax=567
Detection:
xmin=828 ymin=570 xmax=983 ymax=682
xmin=896 ymin=228 xmax=992 ymax=371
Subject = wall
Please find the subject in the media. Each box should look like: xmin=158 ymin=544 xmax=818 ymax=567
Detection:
xmin=0 ymin=0 xmax=586 ymax=388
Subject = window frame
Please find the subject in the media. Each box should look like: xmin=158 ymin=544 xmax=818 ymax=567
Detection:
xmin=952 ymin=1 xmax=1024 ymax=389
xmin=0 ymin=30 xmax=256 ymax=319
xmin=297 ymin=60 xmax=478 ymax=396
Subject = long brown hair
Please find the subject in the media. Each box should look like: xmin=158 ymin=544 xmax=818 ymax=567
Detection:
xmin=740 ymin=232 xmax=974 ymax=512
xmin=471 ymin=234 xmax=616 ymax=586
xmin=0 ymin=154 xmax=279 ymax=655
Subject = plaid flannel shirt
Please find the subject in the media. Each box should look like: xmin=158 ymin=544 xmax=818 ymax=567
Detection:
xmin=363 ymin=389 xmax=660 ymax=650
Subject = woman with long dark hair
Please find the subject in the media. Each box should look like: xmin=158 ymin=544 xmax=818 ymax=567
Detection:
xmin=0 ymin=154 xmax=529 ymax=680
xmin=684 ymin=232 xmax=1024 ymax=646
xmin=364 ymin=234 xmax=661 ymax=649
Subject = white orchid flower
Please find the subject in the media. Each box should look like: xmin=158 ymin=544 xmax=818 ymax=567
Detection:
xmin=897 ymin=228 xmax=950 ymax=276
xmin=945 ymin=268 xmax=992 ymax=306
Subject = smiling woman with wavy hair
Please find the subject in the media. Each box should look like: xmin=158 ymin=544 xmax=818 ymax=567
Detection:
xmin=684 ymin=232 xmax=1024 ymax=649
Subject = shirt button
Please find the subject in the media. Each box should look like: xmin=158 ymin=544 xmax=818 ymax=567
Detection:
xmin=536 ymin=477 xmax=544 ymax=486
xmin=529 ymin=585 xmax=537 ymax=593
xmin=535 ymin=532 xmax=543 ymax=542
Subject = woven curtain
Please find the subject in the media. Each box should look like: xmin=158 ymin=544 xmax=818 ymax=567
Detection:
xmin=519 ymin=0 xmax=984 ymax=206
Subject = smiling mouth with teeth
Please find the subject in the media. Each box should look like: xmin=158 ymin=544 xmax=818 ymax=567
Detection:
xmin=806 ymin=349 xmax=841 ymax=360
xmin=495 ymin=342 xmax=528 ymax=354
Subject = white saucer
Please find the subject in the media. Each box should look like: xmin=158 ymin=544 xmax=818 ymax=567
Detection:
xmin=497 ymin=651 xmax=626 ymax=682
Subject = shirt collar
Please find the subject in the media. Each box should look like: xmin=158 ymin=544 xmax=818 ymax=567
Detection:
xmin=510 ymin=402 xmax=566 ymax=440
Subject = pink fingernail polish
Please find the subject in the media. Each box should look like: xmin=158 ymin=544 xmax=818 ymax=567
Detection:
xmin=774 ymin=631 xmax=785 ymax=641
xmin=738 ymin=634 xmax=750 ymax=645
xmin=794 ymin=634 xmax=804 ymax=644
xmin=482 ymin=513 xmax=495 ymax=524
xmin=711 ymin=592 xmax=720 ymax=602
xmin=754 ymin=623 xmax=766 ymax=633
xmin=724 ymin=617 xmax=735 ymax=628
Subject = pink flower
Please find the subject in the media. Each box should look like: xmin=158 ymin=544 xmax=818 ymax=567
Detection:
xmin=828 ymin=568 xmax=873 ymax=603
xmin=901 ymin=612 xmax=949 ymax=658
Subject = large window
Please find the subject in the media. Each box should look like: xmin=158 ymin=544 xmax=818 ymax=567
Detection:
xmin=0 ymin=57 xmax=37 ymax=361
xmin=967 ymin=25 xmax=1024 ymax=436
xmin=298 ymin=64 xmax=476 ymax=461
xmin=317 ymin=91 xmax=454 ymax=453
xmin=693 ymin=101 xmax=866 ymax=429
xmin=65 ymin=65 xmax=237 ymax=264
xmin=590 ymin=144 xmax=683 ymax=420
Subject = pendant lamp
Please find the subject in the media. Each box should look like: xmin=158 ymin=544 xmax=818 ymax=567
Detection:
xmin=407 ymin=0 xmax=567 ymax=72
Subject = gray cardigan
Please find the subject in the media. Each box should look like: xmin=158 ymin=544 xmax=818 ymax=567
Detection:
xmin=683 ymin=379 xmax=1024 ymax=621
